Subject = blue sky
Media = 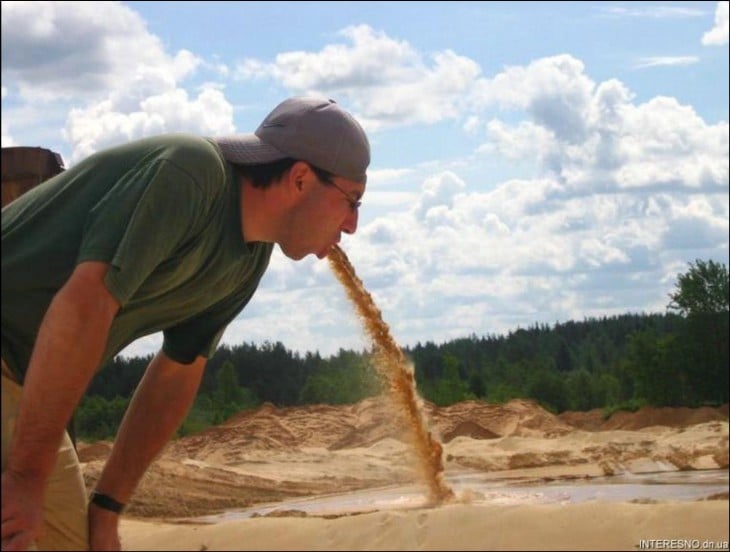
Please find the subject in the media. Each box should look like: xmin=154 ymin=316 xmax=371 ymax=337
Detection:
xmin=2 ymin=1 xmax=728 ymax=358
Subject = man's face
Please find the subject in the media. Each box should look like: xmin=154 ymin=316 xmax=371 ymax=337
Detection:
xmin=278 ymin=166 xmax=365 ymax=261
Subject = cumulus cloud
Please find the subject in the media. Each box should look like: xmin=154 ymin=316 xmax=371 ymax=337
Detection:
xmin=238 ymin=25 xmax=420 ymax=90
xmin=0 ymin=1 xmax=200 ymax=102
xmin=471 ymin=55 xmax=596 ymax=144
xmin=1 ymin=1 xmax=234 ymax=163
xmin=2 ymin=3 xmax=726 ymax=356
xmin=135 ymin=156 xmax=728 ymax=355
xmin=415 ymin=172 xmax=467 ymax=219
xmin=334 ymin=166 xmax=727 ymax=347
xmin=245 ymin=50 xmax=728 ymax=352
xmin=479 ymin=120 xmax=555 ymax=161
xmin=64 ymin=87 xmax=235 ymax=163
xmin=702 ymin=1 xmax=729 ymax=45
xmin=474 ymin=57 xmax=729 ymax=194
xmin=236 ymin=24 xmax=481 ymax=131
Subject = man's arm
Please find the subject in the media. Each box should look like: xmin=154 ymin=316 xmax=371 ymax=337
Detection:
xmin=88 ymin=350 xmax=205 ymax=550
xmin=2 ymin=261 xmax=120 ymax=551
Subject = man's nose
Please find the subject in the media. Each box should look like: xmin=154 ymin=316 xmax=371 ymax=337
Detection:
xmin=342 ymin=209 xmax=359 ymax=234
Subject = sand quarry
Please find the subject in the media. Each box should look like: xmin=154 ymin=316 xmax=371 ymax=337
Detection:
xmin=77 ymin=398 xmax=729 ymax=550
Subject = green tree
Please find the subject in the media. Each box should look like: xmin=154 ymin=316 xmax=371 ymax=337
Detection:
xmin=178 ymin=394 xmax=215 ymax=437
xmin=554 ymin=339 xmax=574 ymax=372
xmin=485 ymin=383 xmax=522 ymax=404
xmin=624 ymin=330 xmax=686 ymax=406
xmin=428 ymin=354 xmax=473 ymax=406
xmin=668 ymin=259 xmax=729 ymax=315
xmin=565 ymin=368 xmax=594 ymax=411
xmin=526 ymin=368 xmax=567 ymax=412
xmin=468 ymin=370 xmax=486 ymax=398
xmin=215 ymin=360 xmax=241 ymax=405
xmin=299 ymin=351 xmax=380 ymax=405
xmin=75 ymin=395 xmax=129 ymax=440
xmin=667 ymin=259 xmax=729 ymax=404
xmin=592 ymin=372 xmax=621 ymax=407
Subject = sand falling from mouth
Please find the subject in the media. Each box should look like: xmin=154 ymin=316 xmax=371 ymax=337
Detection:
xmin=328 ymin=245 xmax=455 ymax=504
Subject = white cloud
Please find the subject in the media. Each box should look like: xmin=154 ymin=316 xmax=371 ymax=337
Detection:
xmin=479 ymin=119 xmax=555 ymax=160
xmin=661 ymin=195 xmax=730 ymax=250
xmin=2 ymin=4 xmax=727 ymax=358
xmin=475 ymin=60 xmax=728 ymax=194
xmin=366 ymin=167 xmax=417 ymax=187
xmin=0 ymin=1 xmax=225 ymax=163
xmin=239 ymin=25 xmax=420 ymax=90
xmin=1 ymin=121 xmax=15 ymax=148
xmin=614 ymin=97 xmax=729 ymax=190
xmin=471 ymin=55 xmax=595 ymax=144
xmin=1 ymin=86 xmax=14 ymax=147
xmin=0 ymin=1 xmax=201 ymax=103
xmin=702 ymin=1 xmax=729 ymax=45
xmin=223 ymin=47 xmax=728 ymax=354
xmin=64 ymin=87 xmax=235 ymax=163
xmin=462 ymin=116 xmax=481 ymax=134
xmin=634 ymin=56 xmax=700 ymax=69
xmin=329 ymin=166 xmax=726 ymax=350
xmin=236 ymin=24 xmax=481 ymax=131
xmin=415 ymin=172 xmax=466 ymax=219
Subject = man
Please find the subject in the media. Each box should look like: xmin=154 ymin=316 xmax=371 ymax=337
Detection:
xmin=1 ymin=96 xmax=370 ymax=551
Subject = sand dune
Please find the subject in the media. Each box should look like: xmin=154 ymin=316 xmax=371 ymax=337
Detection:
xmin=77 ymin=398 xmax=729 ymax=550
xmin=120 ymin=501 xmax=729 ymax=551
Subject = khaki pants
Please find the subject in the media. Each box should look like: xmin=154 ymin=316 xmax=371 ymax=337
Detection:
xmin=1 ymin=361 xmax=89 ymax=551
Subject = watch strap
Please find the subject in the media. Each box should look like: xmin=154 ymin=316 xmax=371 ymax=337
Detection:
xmin=89 ymin=491 xmax=126 ymax=514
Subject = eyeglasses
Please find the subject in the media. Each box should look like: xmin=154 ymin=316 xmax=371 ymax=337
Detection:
xmin=312 ymin=166 xmax=362 ymax=212
xmin=325 ymin=179 xmax=362 ymax=212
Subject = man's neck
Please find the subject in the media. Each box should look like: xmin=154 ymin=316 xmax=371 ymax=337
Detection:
xmin=239 ymin=178 xmax=283 ymax=245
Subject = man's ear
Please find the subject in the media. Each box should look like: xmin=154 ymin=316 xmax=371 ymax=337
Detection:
xmin=289 ymin=161 xmax=311 ymax=191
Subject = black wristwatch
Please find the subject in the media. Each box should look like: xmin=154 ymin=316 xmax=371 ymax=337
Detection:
xmin=89 ymin=491 xmax=126 ymax=514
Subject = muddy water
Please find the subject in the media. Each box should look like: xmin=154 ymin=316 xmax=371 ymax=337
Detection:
xmin=195 ymin=469 xmax=728 ymax=522
xmin=327 ymin=245 xmax=454 ymax=503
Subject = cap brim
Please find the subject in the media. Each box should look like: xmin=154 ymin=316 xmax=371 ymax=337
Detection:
xmin=213 ymin=134 xmax=290 ymax=165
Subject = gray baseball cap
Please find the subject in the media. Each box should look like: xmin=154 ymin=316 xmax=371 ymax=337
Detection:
xmin=214 ymin=96 xmax=370 ymax=184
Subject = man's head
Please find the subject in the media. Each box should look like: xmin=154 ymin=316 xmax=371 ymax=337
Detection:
xmin=214 ymin=96 xmax=370 ymax=184
xmin=214 ymin=97 xmax=370 ymax=261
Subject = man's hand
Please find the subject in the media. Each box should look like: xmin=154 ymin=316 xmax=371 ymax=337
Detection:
xmin=1 ymin=470 xmax=45 ymax=551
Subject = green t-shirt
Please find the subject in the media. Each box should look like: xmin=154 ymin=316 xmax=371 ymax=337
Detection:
xmin=1 ymin=134 xmax=273 ymax=381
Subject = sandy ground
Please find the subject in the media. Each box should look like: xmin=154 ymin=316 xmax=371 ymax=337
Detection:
xmin=79 ymin=398 xmax=729 ymax=551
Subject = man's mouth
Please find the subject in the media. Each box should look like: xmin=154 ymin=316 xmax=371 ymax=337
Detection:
xmin=316 ymin=238 xmax=340 ymax=259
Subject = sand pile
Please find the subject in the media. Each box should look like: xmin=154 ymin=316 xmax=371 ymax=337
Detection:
xmin=430 ymin=398 xmax=574 ymax=441
xmin=162 ymin=396 xmax=577 ymax=462
xmin=79 ymin=399 xmax=728 ymax=521
xmin=559 ymin=404 xmax=730 ymax=431
xmin=164 ymin=397 xmax=400 ymax=460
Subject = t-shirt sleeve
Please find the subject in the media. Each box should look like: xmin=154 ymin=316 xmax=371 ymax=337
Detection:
xmin=77 ymin=159 xmax=209 ymax=306
xmin=161 ymin=286 xmax=258 ymax=363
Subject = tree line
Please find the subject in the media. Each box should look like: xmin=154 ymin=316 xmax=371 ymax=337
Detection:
xmin=75 ymin=260 xmax=729 ymax=440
